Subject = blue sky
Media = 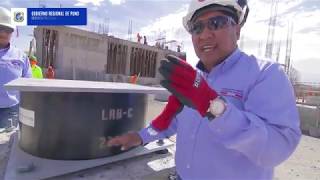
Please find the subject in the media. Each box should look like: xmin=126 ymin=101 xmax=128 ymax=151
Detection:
xmin=2 ymin=0 xmax=320 ymax=82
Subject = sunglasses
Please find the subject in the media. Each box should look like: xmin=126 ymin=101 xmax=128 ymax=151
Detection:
xmin=0 ymin=25 xmax=14 ymax=33
xmin=188 ymin=16 xmax=236 ymax=35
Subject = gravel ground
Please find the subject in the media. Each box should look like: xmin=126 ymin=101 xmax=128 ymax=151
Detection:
xmin=0 ymin=130 xmax=15 ymax=179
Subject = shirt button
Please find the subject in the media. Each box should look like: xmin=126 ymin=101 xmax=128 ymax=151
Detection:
xmin=187 ymin=164 xmax=191 ymax=169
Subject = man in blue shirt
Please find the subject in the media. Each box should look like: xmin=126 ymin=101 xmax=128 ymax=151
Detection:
xmin=0 ymin=7 xmax=32 ymax=129
xmin=108 ymin=0 xmax=301 ymax=179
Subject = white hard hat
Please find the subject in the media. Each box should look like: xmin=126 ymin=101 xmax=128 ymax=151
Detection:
xmin=183 ymin=0 xmax=249 ymax=32
xmin=0 ymin=7 xmax=15 ymax=30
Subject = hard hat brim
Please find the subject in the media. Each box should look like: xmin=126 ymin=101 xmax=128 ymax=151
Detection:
xmin=191 ymin=5 xmax=237 ymax=24
xmin=182 ymin=0 xmax=245 ymax=33
xmin=183 ymin=5 xmax=237 ymax=33
xmin=0 ymin=23 xmax=15 ymax=31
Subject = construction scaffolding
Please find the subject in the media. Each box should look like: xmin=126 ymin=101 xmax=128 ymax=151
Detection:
xmin=41 ymin=28 xmax=58 ymax=68
xmin=34 ymin=26 xmax=184 ymax=85
xmin=130 ymin=48 xmax=157 ymax=78
xmin=265 ymin=0 xmax=279 ymax=59
xmin=285 ymin=23 xmax=294 ymax=75
xmin=106 ymin=43 xmax=127 ymax=74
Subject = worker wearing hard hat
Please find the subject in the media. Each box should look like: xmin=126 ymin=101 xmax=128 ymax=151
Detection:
xmin=108 ymin=0 xmax=301 ymax=179
xmin=45 ymin=65 xmax=55 ymax=79
xmin=29 ymin=55 xmax=43 ymax=78
xmin=0 ymin=7 xmax=32 ymax=130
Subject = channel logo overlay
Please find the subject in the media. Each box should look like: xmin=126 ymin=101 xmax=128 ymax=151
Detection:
xmin=11 ymin=8 xmax=87 ymax=26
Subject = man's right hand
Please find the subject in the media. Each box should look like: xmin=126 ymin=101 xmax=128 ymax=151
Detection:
xmin=159 ymin=55 xmax=218 ymax=117
xmin=107 ymin=132 xmax=142 ymax=151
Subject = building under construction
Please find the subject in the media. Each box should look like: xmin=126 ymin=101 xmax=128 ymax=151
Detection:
xmin=33 ymin=26 xmax=185 ymax=85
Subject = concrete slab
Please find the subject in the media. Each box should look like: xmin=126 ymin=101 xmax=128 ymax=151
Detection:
xmin=4 ymin=133 xmax=174 ymax=180
xmin=4 ymin=78 xmax=166 ymax=94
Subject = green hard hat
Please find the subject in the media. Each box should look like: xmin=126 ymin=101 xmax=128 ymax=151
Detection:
xmin=29 ymin=55 xmax=37 ymax=62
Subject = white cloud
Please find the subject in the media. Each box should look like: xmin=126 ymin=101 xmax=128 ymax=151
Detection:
xmin=138 ymin=5 xmax=200 ymax=66
xmin=8 ymin=0 xmax=320 ymax=80
xmin=109 ymin=0 xmax=126 ymax=5
xmin=139 ymin=9 xmax=186 ymax=41
xmin=74 ymin=0 xmax=104 ymax=6
xmin=0 ymin=0 xmax=13 ymax=8
xmin=138 ymin=0 xmax=320 ymax=75
xmin=239 ymin=0 xmax=320 ymax=67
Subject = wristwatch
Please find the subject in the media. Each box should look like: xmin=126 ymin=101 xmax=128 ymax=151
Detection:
xmin=207 ymin=96 xmax=226 ymax=118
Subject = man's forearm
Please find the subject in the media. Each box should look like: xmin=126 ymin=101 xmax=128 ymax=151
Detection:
xmin=139 ymin=118 xmax=178 ymax=145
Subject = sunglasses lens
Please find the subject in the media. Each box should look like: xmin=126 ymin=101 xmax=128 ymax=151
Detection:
xmin=208 ymin=16 xmax=229 ymax=31
xmin=190 ymin=22 xmax=204 ymax=35
xmin=189 ymin=16 xmax=235 ymax=35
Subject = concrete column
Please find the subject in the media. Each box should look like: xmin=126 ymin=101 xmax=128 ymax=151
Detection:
xmin=34 ymin=28 xmax=44 ymax=66
xmin=125 ymin=44 xmax=132 ymax=75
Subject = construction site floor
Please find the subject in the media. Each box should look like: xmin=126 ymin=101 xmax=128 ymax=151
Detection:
xmin=0 ymin=98 xmax=320 ymax=179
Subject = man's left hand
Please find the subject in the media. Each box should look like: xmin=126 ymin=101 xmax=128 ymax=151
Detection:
xmin=159 ymin=55 xmax=218 ymax=117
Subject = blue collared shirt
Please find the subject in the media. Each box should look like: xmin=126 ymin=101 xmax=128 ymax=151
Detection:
xmin=0 ymin=45 xmax=32 ymax=108
xmin=139 ymin=49 xmax=301 ymax=180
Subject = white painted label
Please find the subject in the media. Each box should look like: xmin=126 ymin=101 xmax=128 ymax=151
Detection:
xmin=101 ymin=108 xmax=133 ymax=121
xmin=19 ymin=107 xmax=35 ymax=127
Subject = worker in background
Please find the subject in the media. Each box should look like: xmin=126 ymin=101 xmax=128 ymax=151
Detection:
xmin=155 ymin=41 xmax=161 ymax=48
xmin=177 ymin=45 xmax=181 ymax=52
xmin=137 ymin=33 xmax=142 ymax=43
xmin=0 ymin=7 xmax=32 ymax=130
xmin=129 ymin=73 xmax=139 ymax=84
xmin=143 ymin=36 xmax=147 ymax=45
xmin=107 ymin=0 xmax=301 ymax=179
xmin=45 ymin=65 xmax=55 ymax=79
xmin=129 ymin=74 xmax=137 ymax=84
xmin=29 ymin=55 xmax=43 ymax=78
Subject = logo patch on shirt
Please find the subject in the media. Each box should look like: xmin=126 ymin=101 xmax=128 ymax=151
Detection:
xmin=220 ymin=88 xmax=243 ymax=99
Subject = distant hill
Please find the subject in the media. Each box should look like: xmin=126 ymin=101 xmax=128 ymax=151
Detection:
xmin=293 ymin=59 xmax=320 ymax=83
xmin=298 ymin=72 xmax=320 ymax=83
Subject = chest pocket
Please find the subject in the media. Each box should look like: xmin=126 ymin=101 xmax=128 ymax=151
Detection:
xmin=0 ymin=59 xmax=24 ymax=83
xmin=219 ymin=88 xmax=245 ymax=110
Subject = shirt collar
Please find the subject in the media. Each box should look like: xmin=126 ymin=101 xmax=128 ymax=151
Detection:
xmin=0 ymin=43 xmax=10 ymax=54
xmin=196 ymin=48 xmax=242 ymax=74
